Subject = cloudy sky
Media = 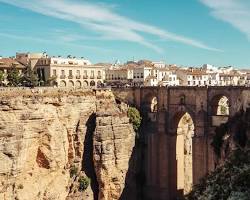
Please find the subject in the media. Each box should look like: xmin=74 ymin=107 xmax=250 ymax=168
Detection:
xmin=0 ymin=0 xmax=250 ymax=67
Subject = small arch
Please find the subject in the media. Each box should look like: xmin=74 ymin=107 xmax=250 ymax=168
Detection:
xmin=59 ymin=80 xmax=66 ymax=87
xmin=52 ymin=81 xmax=58 ymax=87
xmin=90 ymin=80 xmax=96 ymax=87
xmin=151 ymin=97 xmax=158 ymax=112
xmin=75 ymin=80 xmax=81 ymax=88
xmin=97 ymin=81 xmax=102 ymax=88
xmin=83 ymin=81 xmax=88 ymax=88
xmin=68 ymin=80 xmax=74 ymax=87
xmin=211 ymin=95 xmax=230 ymax=116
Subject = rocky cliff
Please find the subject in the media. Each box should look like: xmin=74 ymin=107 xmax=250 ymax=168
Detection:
xmin=0 ymin=88 xmax=137 ymax=200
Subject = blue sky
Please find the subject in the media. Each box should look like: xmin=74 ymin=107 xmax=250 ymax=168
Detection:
xmin=0 ymin=0 xmax=250 ymax=68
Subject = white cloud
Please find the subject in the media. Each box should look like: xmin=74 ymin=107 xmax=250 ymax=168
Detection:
xmin=0 ymin=32 xmax=109 ymax=52
xmin=200 ymin=0 xmax=250 ymax=40
xmin=0 ymin=0 xmax=221 ymax=52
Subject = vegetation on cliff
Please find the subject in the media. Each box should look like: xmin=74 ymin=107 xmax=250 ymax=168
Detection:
xmin=186 ymin=108 xmax=250 ymax=200
xmin=128 ymin=106 xmax=142 ymax=133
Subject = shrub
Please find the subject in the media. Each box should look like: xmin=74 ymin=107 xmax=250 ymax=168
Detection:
xmin=78 ymin=176 xmax=90 ymax=191
xmin=128 ymin=107 xmax=142 ymax=133
xmin=17 ymin=184 xmax=23 ymax=189
xmin=70 ymin=166 xmax=78 ymax=178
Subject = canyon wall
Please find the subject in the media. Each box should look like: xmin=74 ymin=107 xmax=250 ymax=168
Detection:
xmin=0 ymin=88 xmax=136 ymax=200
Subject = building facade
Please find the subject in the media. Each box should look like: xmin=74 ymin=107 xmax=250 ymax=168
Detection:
xmin=35 ymin=57 xmax=105 ymax=88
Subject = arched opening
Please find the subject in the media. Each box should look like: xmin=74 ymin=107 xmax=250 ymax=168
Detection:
xmin=217 ymin=96 xmax=229 ymax=116
xmin=211 ymin=95 xmax=230 ymax=116
xmin=75 ymin=80 xmax=81 ymax=88
xmin=59 ymin=80 xmax=66 ymax=87
xmin=151 ymin=97 xmax=158 ymax=112
xmin=83 ymin=81 xmax=88 ymax=88
xmin=52 ymin=81 xmax=58 ymax=87
xmin=97 ymin=81 xmax=102 ymax=88
xmin=90 ymin=81 xmax=95 ymax=87
xmin=68 ymin=80 xmax=74 ymax=87
xmin=176 ymin=112 xmax=194 ymax=196
xmin=211 ymin=95 xmax=230 ymax=126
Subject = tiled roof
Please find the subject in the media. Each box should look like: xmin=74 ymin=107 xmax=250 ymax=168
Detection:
xmin=186 ymin=69 xmax=208 ymax=75
xmin=0 ymin=58 xmax=26 ymax=69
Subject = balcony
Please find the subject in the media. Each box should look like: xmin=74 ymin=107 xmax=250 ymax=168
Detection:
xmin=68 ymin=75 xmax=74 ymax=79
xmin=76 ymin=75 xmax=81 ymax=79
xmin=83 ymin=75 xmax=88 ymax=79
xmin=60 ymin=75 xmax=66 ymax=79
xmin=97 ymin=75 xmax=102 ymax=79
xmin=90 ymin=76 xmax=95 ymax=79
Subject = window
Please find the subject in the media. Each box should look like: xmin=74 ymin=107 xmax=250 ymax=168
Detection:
xmin=97 ymin=71 xmax=101 ymax=77
xmin=91 ymin=70 xmax=94 ymax=78
xmin=69 ymin=70 xmax=73 ymax=76
xmin=76 ymin=70 xmax=80 ymax=76
xmin=53 ymin=60 xmax=58 ymax=64
xmin=188 ymin=81 xmax=190 ymax=85
xmin=141 ymin=73 xmax=143 ymax=78
xmin=53 ymin=69 xmax=56 ymax=76
xmin=84 ymin=70 xmax=87 ymax=76
xmin=61 ymin=70 xmax=65 ymax=75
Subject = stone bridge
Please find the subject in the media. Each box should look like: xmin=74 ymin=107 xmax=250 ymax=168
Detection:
xmin=113 ymin=86 xmax=250 ymax=200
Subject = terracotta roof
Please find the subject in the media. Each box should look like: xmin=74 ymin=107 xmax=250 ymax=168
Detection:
xmin=186 ymin=69 xmax=208 ymax=75
xmin=0 ymin=58 xmax=26 ymax=69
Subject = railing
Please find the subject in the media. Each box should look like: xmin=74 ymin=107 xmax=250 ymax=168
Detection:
xmin=97 ymin=75 xmax=102 ymax=79
xmin=83 ymin=75 xmax=88 ymax=79
xmin=60 ymin=75 xmax=66 ymax=79
xmin=76 ymin=75 xmax=81 ymax=79
xmin=90 ymin=76 xmax=95 ymax=79
xmin=68 ymin=75 xmax=74 ymax=79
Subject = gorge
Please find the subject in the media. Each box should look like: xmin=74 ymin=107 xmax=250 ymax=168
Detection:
xmin=0 ymin=86 xmax=250 ymax=200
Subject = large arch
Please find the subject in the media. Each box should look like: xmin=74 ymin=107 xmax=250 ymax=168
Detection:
xmin=176 ymin=112 xmax=194 ymax=197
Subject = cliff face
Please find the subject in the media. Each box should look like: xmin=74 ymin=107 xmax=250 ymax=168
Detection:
xmin=186 ymin=108 xmax=250 ymax=200
xmin=0 ymin=88 xmax=136 ymax=200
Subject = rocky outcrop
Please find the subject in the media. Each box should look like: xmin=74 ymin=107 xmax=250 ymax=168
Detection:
xmin=0 ymin=88 xmax=136 ymax=200
xmin=94 ymin=104 xmax=136 ymax=200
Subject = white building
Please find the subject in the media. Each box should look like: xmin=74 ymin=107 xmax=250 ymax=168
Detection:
xmin=35 ymin=56 xmax=105 ymax=88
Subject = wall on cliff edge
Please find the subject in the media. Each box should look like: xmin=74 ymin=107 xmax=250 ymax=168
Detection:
xmin=0 ymin=88 xmax=137 ymax=200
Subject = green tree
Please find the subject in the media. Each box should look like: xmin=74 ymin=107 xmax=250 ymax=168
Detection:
xmin=78 ymin=176 xmax=90 ymax=191
xmin=7 ymin=66 xmax=22 ymax=86
xmin=22 ymin=67 xmax=39 ymax=87
xmin=128 ymin=107 xmax=142 ymax=133
xmin=0 ymin=70 xmax=5 ymax=86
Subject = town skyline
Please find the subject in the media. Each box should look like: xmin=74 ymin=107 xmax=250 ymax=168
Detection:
xmin=1 ymin=0 xmax=250 ymax=68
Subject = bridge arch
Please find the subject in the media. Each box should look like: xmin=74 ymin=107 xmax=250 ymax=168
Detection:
xmin=211 ymin=94 xmax=230 ymax=116
xmin=141 ymin=92 xmax=158 ymax=112
xmin=175 ymin=112 xmax=194 ymax=197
